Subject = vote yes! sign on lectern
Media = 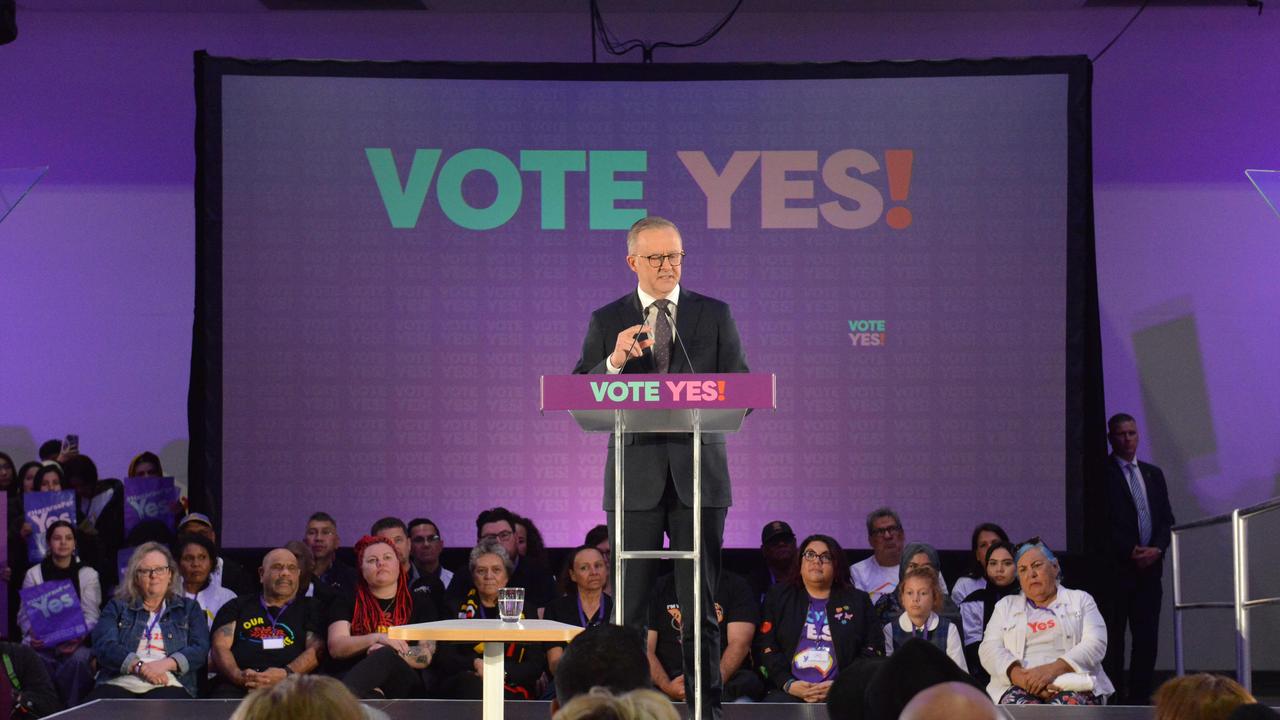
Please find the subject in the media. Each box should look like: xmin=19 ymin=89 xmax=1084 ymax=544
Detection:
xmin=540 ymin=372 xmax=775 ymax=720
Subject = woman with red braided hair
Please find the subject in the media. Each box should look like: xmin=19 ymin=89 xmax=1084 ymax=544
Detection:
xmin=325 ymin=535 xmax=438 ymax=698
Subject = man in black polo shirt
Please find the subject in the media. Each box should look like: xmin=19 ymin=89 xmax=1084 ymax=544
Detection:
xmin=647 ymin=570 xmax=763 ymax=702
xmin=209 ymin=548 xmax=325 ymax=697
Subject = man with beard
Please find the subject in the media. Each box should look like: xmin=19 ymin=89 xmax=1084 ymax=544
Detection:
xmin=208 ymin=548 xmax=325 ymax=697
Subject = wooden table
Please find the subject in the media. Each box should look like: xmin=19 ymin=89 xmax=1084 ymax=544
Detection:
xmin=389 ymin=619 xmax=583 ymax=720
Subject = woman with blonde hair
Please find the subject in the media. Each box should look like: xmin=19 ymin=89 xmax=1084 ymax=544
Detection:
xmin=231 ymin=674 xmax=366 ymax=720
xmin=554 ymin=687 xmax=680 ymax=720
xmin=1154 ymin=673 xmax=1255 ymax=720
xmin=87 ymin=542 xmax=209 ymax=699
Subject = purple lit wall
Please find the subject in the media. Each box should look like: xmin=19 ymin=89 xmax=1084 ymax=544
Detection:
xmin=1 ymin=5 xmax=1278 ymax=670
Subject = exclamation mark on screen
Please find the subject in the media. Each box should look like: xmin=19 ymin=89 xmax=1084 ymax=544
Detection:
xmin=717 ymin=381 xmax=725 ymax=401
xmin=884 ymin=149 xmax=913 ymax=230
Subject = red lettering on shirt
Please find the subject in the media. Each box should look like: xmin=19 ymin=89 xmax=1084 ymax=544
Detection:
xmin=1027 ymin=619 xmax=1057 ymax=633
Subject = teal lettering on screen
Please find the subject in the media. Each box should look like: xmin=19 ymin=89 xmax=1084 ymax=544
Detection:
xmin=366 ymin=148 xmax=646 ymax=231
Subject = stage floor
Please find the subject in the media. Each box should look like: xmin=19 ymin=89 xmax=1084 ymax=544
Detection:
xmin=47 ymin=699 xmax=1172 ymax=720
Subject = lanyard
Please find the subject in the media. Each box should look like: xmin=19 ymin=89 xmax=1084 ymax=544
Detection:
xmin=260 ymin=596 xmax=293 ymax=633
xmin=145 ymin=603 xmax=166 ymax=643
xmin=576 ymin=594 xmax=611 ymax=628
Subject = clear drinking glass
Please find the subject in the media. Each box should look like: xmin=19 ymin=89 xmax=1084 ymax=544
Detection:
xmin=498 ymin=587 xmax=525 ymax=622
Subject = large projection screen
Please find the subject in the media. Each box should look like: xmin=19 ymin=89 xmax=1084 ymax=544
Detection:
xmin=193 ymin=56 xmax=1102 ymax=551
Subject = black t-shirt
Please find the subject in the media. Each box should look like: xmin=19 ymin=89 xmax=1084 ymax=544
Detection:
xmin=543 ymin=592 xmax=613 ymax=651
xmin=212 ymin=595 xmax=322 ymax=672
xmin=646 ymin=571 xmax=758 ymax=677
xmin=324 ymin=586 xmax=438 ymax=675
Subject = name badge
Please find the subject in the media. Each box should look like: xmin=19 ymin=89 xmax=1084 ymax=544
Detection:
xmin=262 ymin=637 xmax=285 ymax=650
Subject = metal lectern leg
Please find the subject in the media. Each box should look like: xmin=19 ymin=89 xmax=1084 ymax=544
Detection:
xmin=692 ymin=408 xmax=703 ymax=720
xmin=614 ymin=409 xmax=626 ymax=626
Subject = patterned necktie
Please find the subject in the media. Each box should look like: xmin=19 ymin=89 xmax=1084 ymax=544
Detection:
xmin=1125 ymin=462 xmax=1153 ymax=546
xmin=651 ymin=299 xmax=672 ymax=374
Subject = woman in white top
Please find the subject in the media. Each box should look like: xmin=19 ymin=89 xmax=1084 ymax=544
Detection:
xmin=176 ymin=533 xmax=237 ymax=629
xmin=950 ymin=523 xmax=1009 ymax=603
xmin=979 ymin=539 xmax=1113 ymax=705
xmin=18 ymin=520 xmax=101 ymax=706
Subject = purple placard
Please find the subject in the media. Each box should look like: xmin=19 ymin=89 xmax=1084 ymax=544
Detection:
xmin=20 ymin=579 xmax=86 ymax=645
xmin=123 ymin=476 xmax=178 ymax=536
xmin=24 ymin=491 xmax=76 ymax=564
xmin=541 ymin=373 xmax=776 ymax=411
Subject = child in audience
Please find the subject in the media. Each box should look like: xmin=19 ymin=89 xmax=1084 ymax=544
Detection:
xmin=884 ymin=566 xmax=967 ymax=672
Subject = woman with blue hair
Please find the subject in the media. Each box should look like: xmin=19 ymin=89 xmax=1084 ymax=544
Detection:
xmin=978 ymin=539 xmax=1113 ymax=705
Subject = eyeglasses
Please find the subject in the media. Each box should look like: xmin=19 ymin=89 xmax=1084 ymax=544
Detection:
xmin=871 ymin=525 xmax=903 ymax=538
xmin=801 ymin=550 xmax=833 ymax=565
xmin=136 ymin=566 xmax=171 ymax=579
xmin=481 ymin=530 xmax=513 ymax=542
xmin=631 ymin=252 xmax=686 ymax=268
xmin=474 ymin=567 xmax=506 ymax=578
xmin=412 ymin=535 xmax=442 ymax=544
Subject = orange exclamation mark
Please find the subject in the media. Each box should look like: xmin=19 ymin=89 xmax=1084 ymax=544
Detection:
xmin=884 ymin=149 xmax=913 ymax=230
xmin=717 ymin=381 xmax=725 ymax=401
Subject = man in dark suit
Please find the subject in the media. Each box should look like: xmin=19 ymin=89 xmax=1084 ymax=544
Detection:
xmin=1100 ymin=413 xmax=1175 ymax=705
xmin=573 ymin=216 xmax=748 ymax=720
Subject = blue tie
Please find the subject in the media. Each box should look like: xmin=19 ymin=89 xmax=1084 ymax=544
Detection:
xmin=1125 ymin=462 xmax=1153 ymax=546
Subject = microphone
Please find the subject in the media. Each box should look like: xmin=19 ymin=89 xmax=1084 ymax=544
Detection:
xmin=659 ymin=303 xmax=696 ymax=374
xmin=618 ymin=303 xmax=658 ymax=370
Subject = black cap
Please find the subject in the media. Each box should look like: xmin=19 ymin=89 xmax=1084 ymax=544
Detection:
xmin=761 ymin=520 xmax=795 ymax=545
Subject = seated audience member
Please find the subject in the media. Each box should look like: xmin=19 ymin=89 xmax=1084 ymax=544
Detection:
xmin=951 ymin=524 xmax=1009 ymax=604
xmin=18 ymin=520 xmax=100 ymax=706
xmin=375 ymin=517 xmax=447 ymax=616
xmin=127 ymin=452 xmax=164 ymax=478
xmin=18 ymin=460 xmax=42 ymax=492
xmin=850 ymin=508 xmax=905 ymax=611
xmin=513 ymin=512 xmax=551 ymax=569
xmin=229 ymin=673 xmax=367 ymax=720
xmin=979 ymin=539 xmax=1112 ymax=705
xmin=37 ymin=440 xmax=63 ymax=463
xmin=1154 ymin=673 xmax=1255 ymax=720
xmin=305 ymin=512 xmax=358 ymax=598
xmin=554 ymin=687 xmax=680 ymax=720
xmin=899 ymin=681 xmax=1001 ymax=720
xmin=750 ymin=521 xmax=797 ymax=606
xmin=178 ymin=512 xmax=254 ymax=596
xmin=755 ymin=534 xmax=879 ymax=703
xmin=883 ymin=566 xmax=966 ymax=672
xmin=407 ymin=517 xmax=453 ymax=590
xmin=545 ymin=545 xmax=612 ymax=675
xmin=325 ymin=535 xmax=436 ymax=699
xmin=456 ymin=507 xmax=555 ymax=616
xmin=61 ymin=455 xmax=126 ymax=594
xmin=648 ymin=568 xmax=762 ymax=703
xmin=33 ymin=465 xmax=64 ymax=492
xmin=0 ymin=639 xmax=64 ymax=717
xmin=877 ymin=543 xmax=958 ymax=629
xmin=824 ymin=654 xmax=887 ymax=720
xmin=87 ymin=542 xmax=210 ymax=699
xmin=0 ymin=451 xmax=15 ymax=491
xmin=583 ymin=524 xmax=612 ymax=595
xmin=210 ymin=548 xmax=324 ymax=698
xmin=863 ymin=639 xmax=982 ymax=720
xmin=959 ymin=541 xmax=1019 ymax=685
xmin=435 ymin=539 xmax=546 ymax=699
xmin=176 ymin=533 xmax=238 ymax=629
xmin=553 ymin=623 xmax=651 ymax=710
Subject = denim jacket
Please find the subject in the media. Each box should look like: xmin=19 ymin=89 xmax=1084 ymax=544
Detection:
xmin=90 ymin=595 xmax=210 ymax=695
